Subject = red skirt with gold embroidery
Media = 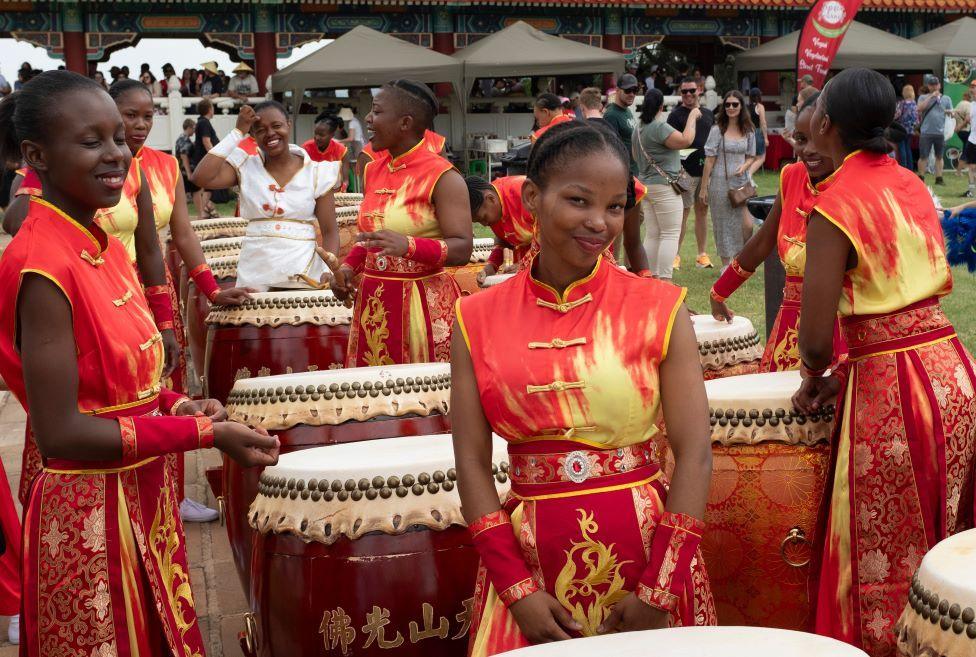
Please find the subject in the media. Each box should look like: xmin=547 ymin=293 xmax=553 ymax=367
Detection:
xmin=760 ymin=276 xmax=848 ymax=373
xmin=345 ymin=252 xmax=460 ymax=367
xmin=812 ymin=298 xmax=976 ymax=657
xmin=468 ymin=440 xmax=716 ymax=656
xmin=21 ymin=403 xmax=205 ymax=657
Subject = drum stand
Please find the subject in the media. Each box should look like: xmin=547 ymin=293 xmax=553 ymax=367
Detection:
xmin=763 ymin=252 xmax=785 ymax=340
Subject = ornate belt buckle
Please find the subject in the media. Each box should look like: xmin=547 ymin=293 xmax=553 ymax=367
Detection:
xmin=375 ymin=255 xmax=388 ymax=271
xmin=563 ymin=451 xmax=591 ymax=484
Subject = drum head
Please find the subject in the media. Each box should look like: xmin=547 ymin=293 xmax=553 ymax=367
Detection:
xmin=500 ymin=627 xmax=868 ymax=657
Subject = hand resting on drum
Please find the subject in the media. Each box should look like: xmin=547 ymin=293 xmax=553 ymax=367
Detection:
xmin=173 ymin=397 xmax=229 ymax=421
xmin=791 ymin=373 xmax=841 ymax=415
xmin=214 ymin=422 xmax=280 ymax=468
xmin=214 ymin=287 xmax=255 ymax=306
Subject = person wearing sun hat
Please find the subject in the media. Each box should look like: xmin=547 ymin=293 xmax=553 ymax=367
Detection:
xmin=228 ymin=61 xmax=259 ymax=100
xmin=199 ymin=60 xmax=224 ymax=98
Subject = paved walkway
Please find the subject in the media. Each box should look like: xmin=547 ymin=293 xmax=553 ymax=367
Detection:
xmin=0 ymin=391 xmax=249 ymax=656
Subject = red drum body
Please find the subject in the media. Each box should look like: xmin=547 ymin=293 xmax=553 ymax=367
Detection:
xmin=244 ymin=434 xmax=509 ymax=657
xmin=186 ymin=255 xmax=237 ymax=385
xmin=221 ymin=364 xmax=453 ymax=601
xmin=336 ymin=204 xmax=360 ymax=260
xmin=701 ymin=371 xmax=834 ymax=630
xmin=693 ymin=315 xmax=764 ymax=380
xmin=204 ymin=290 xmax=351 ymax=404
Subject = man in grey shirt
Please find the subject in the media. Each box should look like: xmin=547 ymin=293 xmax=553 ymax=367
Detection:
xmin=917 ymin=74 xmax=954 ymax=185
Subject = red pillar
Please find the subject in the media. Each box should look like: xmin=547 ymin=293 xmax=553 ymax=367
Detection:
xmin=431 ymin=33 xmax=455 ymax=99
xmin=63 ymin=31 xmax=86 ymax=75
xmin=603 ymin=34 xmax=624 ymax=90
xmin=254 ymin=31 xmax=276 ymax=95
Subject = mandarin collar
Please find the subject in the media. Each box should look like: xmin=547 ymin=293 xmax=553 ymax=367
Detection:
xmin=387 ymin=138 xmax=427 ymax=169
xmin=31 ymin=197 xmax=109 ymax=256
xmin=528 ymin=254 xmax=608 ymax=306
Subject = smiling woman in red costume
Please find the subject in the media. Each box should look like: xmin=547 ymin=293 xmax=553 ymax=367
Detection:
xmin=331 ymin=79 xmax=472 ymax=366
xmin=465 ymin=172 xmax=650 ymax=282
xmin=302 ymin=112 xmax=350 ymax=189
xmin=0 ymin=70 xmax=279 ymax=657
xmin=792 ymin=68 xmax=976 ymax=657
xmin=710 ymin=93 xmax=846 ymax=372
xmin=452 ymin=120 xmax=715 ymax=656
xmin=530 ymin=93 xmax=574 ymax=143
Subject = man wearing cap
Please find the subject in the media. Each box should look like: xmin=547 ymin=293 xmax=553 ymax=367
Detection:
xmin=199 ymin=60 xmax=224 ymax=98
xmin=228 ymin=62 xmax=259 ymax=100
xmin=603 ymin=73 xmax=640 ymax=177
xmin=917 ymin=74 xmax=953 ymax=185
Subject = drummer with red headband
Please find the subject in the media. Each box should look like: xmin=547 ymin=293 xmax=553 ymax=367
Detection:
xmin=331 ymin=79 xmax=472 ymax=366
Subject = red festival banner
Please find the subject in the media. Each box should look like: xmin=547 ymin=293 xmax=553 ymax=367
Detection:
xmin=795 ymin=0 xmax=864 ymax=89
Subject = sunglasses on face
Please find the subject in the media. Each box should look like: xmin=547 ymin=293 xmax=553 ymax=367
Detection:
xmin=725 ymin=102 xmax=741 ymax=108
xmin=621 ymin=87 xmax=638 ymax=94
xmin=680 ymin=88 xmax=698 ymax=95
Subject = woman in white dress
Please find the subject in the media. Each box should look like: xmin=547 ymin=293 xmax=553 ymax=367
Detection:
xmin=191 ymin=102 xmax=341 ymax=291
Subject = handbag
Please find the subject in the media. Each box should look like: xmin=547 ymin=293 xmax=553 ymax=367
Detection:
xmin=635 ymin=126 xmax=691 ymax=195
xmin=723 ymin=134 xmax=757 ymax=208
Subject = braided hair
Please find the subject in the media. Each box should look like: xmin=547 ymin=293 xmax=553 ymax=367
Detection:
xmin=314 ymin=111 xmax=343 ymax=132
xmin=384 ymin=79 xmax=439 ymax=130
xmin=0 ymin=70 xmax=103 ymax=163
xmin=464 ymin=175 xmax=494 ymax=215
xmin=108 ymin=78 xmax=152 ymax=103
xmin=526 ymin=119 xmax=630 ymax=190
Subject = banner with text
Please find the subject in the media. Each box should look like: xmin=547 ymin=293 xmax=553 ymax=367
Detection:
xmin=795 ymin=0 xmax=864 ymax=89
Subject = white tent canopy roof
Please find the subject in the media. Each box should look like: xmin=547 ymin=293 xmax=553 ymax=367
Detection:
xmin=736 ymin=21 xmax=941 ymax=73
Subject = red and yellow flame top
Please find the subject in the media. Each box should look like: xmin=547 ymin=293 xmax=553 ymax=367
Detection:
xmin=811 ymin=150 xmax=951 ymax=316
xmin=93 ymin=158 xmax=143 ymax=263
xmin=457 ymin=256 xmax=686 ymax=447
xmin=490 ymin=175 xmax=536 ymax=261
xmin=135 ymin=146 xmax=180 ymax=232
xmin=0 ymin=199 xmax=164 ymax=415
xmin=362 ymin=129 xmax=446 ymax=160
xmin=358 ymin=139 xmax=454 ymax=238
xmin=531 ymin=114 xmax=574 ymax=142
xmin=777 ymin=162 xmax=813 ymax=277
xmin=302 ymin=138 xmax=348 ymax=163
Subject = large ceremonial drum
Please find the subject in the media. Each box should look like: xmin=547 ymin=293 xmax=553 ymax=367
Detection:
xmin=896 ymin=529 xmax=976 ymax=656
xmin=204 ymin=290 xmax=352 ymax=404
xmin=497 ymin=627 xmax=867 ymax=656
xmin=693 ymin=314 xmax=764 ymax=380
xmin=199 ymin=236 xmax=243 ymax=260
xmin=481 ymin=273 xmax=516 ymax=288
xmin=190 ymin=217 xmax=248 ymax=241
xmin=245 ymin=434 xmax=510 ymax=657
xmin=334 ymin=192 xmax=363 ymax=207
xmin=449 ymin=238 xmax=496 ymax=296
xmin=702 ymin=371 xmax=834 ymax=630
xmin=221 ymin=364 xmax=453 ymax=598
xmin=186 ymin=255 xmax=238 ymax=383
xmin=336 ymin=204 xmax=361 ymax=260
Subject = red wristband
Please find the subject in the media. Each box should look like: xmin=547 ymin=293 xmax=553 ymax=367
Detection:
xmin=343 ymin=244 xmax=367 ymax=274
xmin=710 ymin=258 xmax=754 ymax=303
xmin=800 ymin=360 xmax=828 ymax=379
xmin=189 ymin=263 xmax=221 ymax=303
xmin=144 ymin=285 xmax=175 ymax=327
xmin=637 ymin=511 xmax=704 ymax=613
xmin=408 ymin=237 xmax=448 ymax=267
xmin=117 ymin=414 xmax=214 ymax=463
xmin=469 ymin=510 xmax=539 ymax=607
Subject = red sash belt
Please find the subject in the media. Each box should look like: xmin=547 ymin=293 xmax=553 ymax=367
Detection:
xmin=364 ymin=251 xmax=442 ymax=280
xmin=781 ymin=275 xmax=804 ymax=307
xmin=841 ymin=297 xmax=954 ymax=361
xmin=507 ymin=439 xmax=661 ymax=499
